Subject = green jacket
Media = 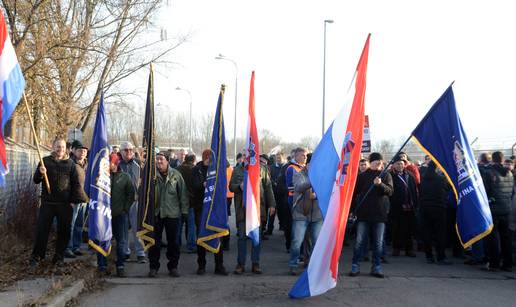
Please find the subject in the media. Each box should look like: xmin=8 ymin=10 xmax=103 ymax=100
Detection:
xmin=229 ymin=163 xmax=276 ymax=223
xmin=111 ymin=171 xmax=135 ymax=217
xmin=155 ymin=166 xmax=189 ymax=218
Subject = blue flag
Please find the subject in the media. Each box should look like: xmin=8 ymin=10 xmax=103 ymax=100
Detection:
xmin=85 ymin=92 xmax=112 ymax=256
xmin=196 ymin=85 xmax=229 ymax=253
xmin=412 ymin=85 xmax=493 ymax=248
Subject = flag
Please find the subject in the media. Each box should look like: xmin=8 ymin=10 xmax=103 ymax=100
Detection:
xmin=196 ymin=84 xmax=230 ymax=253
xmin=411 ymin=85 xmax=492 ymax=248
xmin=289 ymin=34 xmax=370 ymax=299
xmin=0 ymin=13 xmax=25 ymax=186
xmin=137 ymin=65 xmax=157 ymax=251
xmin=85 ymin=93 xmax=112 ymax=256
xmin=243 ymin=71 xmax=260 ymax=246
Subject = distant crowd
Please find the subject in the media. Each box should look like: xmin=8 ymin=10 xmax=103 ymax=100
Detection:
xmin=29 ymin=138 xmax=516 ymax=279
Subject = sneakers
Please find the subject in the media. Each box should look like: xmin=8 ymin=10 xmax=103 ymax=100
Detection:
xmin=215 ymin=266 xmax=229 ymax=276
xmin=148 ymin=269 xmax=158 ymax=277
xmin=169 ymin=268 xmax=180 ymax=278
xmin=137 ymin=256 xmax=147 ymax=264
xmin=197 ymin=267 xmax=206 ymax=275
xmin=370 ymin=271 xmax=385 ymax=278
xmin=349 ymin=264 xmax=360 ymax=277
xmin=64 ymin=250 xmax=76 ymax=259
xmin=116 ymin=267 xmax=126 ymax=278
xmin=251 ymin=263 xmax=262 ymax=274
xmin=349 ymin=270 xmax=360 ymax=277
xmin=234 ymin=264 xmax=245 ymax=275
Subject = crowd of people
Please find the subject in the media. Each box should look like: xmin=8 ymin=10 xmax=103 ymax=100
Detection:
xmin=29 ymin=137 xmax=516 ymax=279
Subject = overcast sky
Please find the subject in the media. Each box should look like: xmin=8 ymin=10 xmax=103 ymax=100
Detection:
xmin=138 ymin=0 xmax=516 ymax=150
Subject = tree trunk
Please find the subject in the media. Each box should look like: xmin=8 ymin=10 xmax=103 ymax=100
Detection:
xmin=4 ymin=116 xmax=17 ymax=141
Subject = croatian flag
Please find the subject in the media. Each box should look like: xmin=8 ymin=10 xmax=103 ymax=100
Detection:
xmin=0 ymin=13 xmax=25 ymax=187
xmin=243 ymin=71 xmax=261 ymax=246
xmin=289 ymin=34 xmax=370 ymax=298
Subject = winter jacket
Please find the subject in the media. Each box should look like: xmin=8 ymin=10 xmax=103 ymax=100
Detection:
xmin=155 ymin=167 xmax=189 ymax=218
xmin=389 ymin=170 xmax=419 ymax=216
xmin=286 ymin=163 xmax=303 ymax=206
xmin=71 ymin=156 xmax=87 ymax=191
xmin=119 ymin=158 xmax=141 ymax=199
xmin=230 ymin=163 xmax=276 ymax=223
xmin=191 ymin=161 xmax=208 ymax=211
xmin=111 ymin=171 xmax=135 ymax=217
xmin=485 ymin=164 xmax=514 ymax=216
xmin=176 ymin=161 xmax=196 ymax=208
xmin=292 ymin=168 xmax=322 ymax=222
xmin=352 ymin=169 xmax=393 ymax=223
xmin=419 ymin=169 xmax=451 ymax=209
xmin=34 ymin=153 xmax=88 ymax=204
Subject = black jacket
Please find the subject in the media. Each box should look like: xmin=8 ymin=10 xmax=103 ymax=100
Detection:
xmin=34 ymin=154 xmax=88 ymax=204
xmin=191 ymin=161 xmax=208 ymax=212
xmin=352 ymin=169 xmax=393 ymax=223
xmin=389 ymin=170 xmax=419 ymax=216
xmin=419 ymin=169 xmax=451 ymax=209
xmin=485 ymin=164 xmax=514 ymax=216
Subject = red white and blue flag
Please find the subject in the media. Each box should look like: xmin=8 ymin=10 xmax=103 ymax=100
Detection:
xmin=0 ymin=12 xmax=25 ymax=187
xmin=289 ymin=34 xmax=370 ymax=298
xmin=243 ymin=71 xmax=260 ymax=246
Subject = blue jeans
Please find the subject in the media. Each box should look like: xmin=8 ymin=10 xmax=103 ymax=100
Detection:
xmin=187 ymin=208 xmax=197 ymax=251
xmin=67 ymin=203 xmax=86 ymax=252
xmin=289 ymin=219 xmax=322 ymax=268
xmin=97 ymin=214 xmax=129 ymax=269
xmin=125 ymin=202 xmax=145 ymax=257
xmin=352 ymin=221 xmax=385 ymax=273
xmin=237 ymin=221 xmax=260 ymax=265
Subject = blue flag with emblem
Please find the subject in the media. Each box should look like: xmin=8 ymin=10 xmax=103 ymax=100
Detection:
xmin=411 ymin=84 xmax=493 ymax=248
xmin=196 ymin=84 xmax=229 ymax=253
xmin=85 ymin=92 xmax=112 ymax=256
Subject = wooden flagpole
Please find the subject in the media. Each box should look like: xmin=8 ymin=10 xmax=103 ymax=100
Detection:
xmin=22 ymin=93 xmax=50 ymax=194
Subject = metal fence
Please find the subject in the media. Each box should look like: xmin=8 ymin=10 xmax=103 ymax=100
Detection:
xmin=0 ymin=141 xmax=49 ymax=223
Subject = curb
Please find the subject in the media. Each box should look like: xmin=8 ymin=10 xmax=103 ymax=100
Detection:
xmin=46 ymin=279 xmax=85 ymax=307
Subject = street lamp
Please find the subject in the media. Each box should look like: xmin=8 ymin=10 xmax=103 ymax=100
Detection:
xmin=175 ymin=86 xmax=193 ymax=152
xmin=215 ymin=53 xmax=238 ymax=164
xmin=322 ymin=19 xmax=334 ymax=138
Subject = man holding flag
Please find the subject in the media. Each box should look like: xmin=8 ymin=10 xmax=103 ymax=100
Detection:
xmin=289 ymin=34 xmax=370 ymax=298
xmin=195 ymin=85 xmax=230 ymax=274
xmin=230 ymin=72 xmax=276 ymax=275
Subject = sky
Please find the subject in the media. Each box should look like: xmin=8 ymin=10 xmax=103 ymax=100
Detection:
xmin=137 ymin=0 xmax=516 ymax=150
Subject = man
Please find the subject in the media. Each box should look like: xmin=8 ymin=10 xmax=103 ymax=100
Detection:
xmin=223 ymin=159 xmax=234 ymax=251
xmin=64 ymin=141 xmax=89 ymax=258
xmin=148 ymin=152 xmax=189 ymax=277
xmin=349 ymin=152 xmax=393 ymax=278
xmin=176 ymin=154 xmax=197 ymax=254
xmin=398 ymin=152 xmax=420 ymax=186
xmin=359 ymin=158 xmax=369 ymax=174
xmin=31 ymin=138 xmax=88 ymax=266
xmin=420 ymin=161 xmax=452 ymax=264
xmin=119 ymin=141 xmax=146 ymax=263
xmin=289 ymin=153 xmax=323 ymax=275
xmin=483 ymin=151 xmax=514 ymax=272
xmin=97 ymin=154 xmax=135 ymax=277
xmin=112 ymin=145 xmax=120 ymax=154
xmin=230 ymin=153 xmax=276 ymax=274
xmin=192 ymin=149 xmax=228 ymax=275
xmin=260 ymin=154 xmax=273 ymax=239
xmin=389 ymin=154 xmax=418 ymax=257
xmin=282 ymin=148 xmax=308 ymax=253
xmin=270 ymin=153 xmax=286 ymax=233
xmin=235 ymin=153 xmax=243 ymax=167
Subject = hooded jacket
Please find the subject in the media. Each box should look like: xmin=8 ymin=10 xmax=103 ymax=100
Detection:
xmin=485 ymin=164 xmax=514 ymax=216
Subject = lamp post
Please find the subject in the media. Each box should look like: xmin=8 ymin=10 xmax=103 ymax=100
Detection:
xmin=322 ymin=19 xmax=334 ymax=138
xmin=215 ymin=53 xmax=238 ymax=163
xmin=175 ymin=87 xmax=193 ymax=152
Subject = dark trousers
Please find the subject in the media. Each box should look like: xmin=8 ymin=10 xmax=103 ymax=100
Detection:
xmin=149 ymin=216 xmax=180 ymax=271
xmin=32 ymin=202 xmax=73 ymax=261
xmin=195 ymin=209 xmax=223 ymax=269
xmin=486 ymin=214 xmax=513 ymax=269
xmin=422 ymin=207 xmax=447 ymax=260
xmin=391 ymin=210 xmax=416 ymax=252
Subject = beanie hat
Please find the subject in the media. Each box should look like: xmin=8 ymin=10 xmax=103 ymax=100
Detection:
xmin=368 ymin=152 xmax=383 ymax=163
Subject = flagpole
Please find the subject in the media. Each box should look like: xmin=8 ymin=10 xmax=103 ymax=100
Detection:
xmin=352 ymin=135 xmax=412 ymax=214
xmin=23 ymin=93 xmax=50 ymax=194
